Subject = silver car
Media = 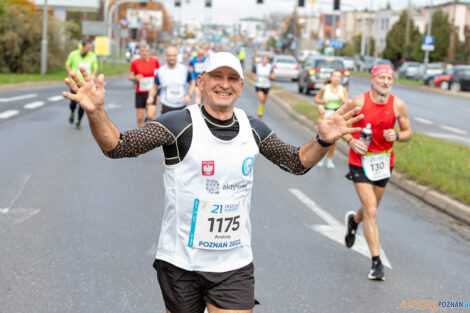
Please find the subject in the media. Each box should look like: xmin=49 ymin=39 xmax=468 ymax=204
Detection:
xmin=272 ymin=55 xmax=299 ymax=81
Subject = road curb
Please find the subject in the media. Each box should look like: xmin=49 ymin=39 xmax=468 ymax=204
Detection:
xmin=247 ymin=78 xmax=470 ymax=226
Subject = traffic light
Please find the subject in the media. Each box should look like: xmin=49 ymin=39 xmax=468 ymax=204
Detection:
xmin=175 ymin=0 xmax=181 ymax=7
xmin=298 ymin=0 xmax=305 ymax=7
xmin=205 ymin=0 xmax=211 ymax=7
xmin=257 ymin=0 xmax=263 ymax=3
xmin=333 ymin=0 xmax=340 ymax=10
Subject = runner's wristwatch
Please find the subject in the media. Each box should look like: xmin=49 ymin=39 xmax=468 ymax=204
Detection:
xmin=316 ymin=134 xmax=334 ymax=147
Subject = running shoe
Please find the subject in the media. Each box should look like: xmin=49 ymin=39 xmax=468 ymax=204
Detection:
xmin=69 ymin=114 xmax=74 ymax=124
xmin=368 ymin=262 xmax=385 ymax=281
xmin=326 ymin=158 xmax=335 ymax=169
xmin=75 ymin=121 xmax=81 ymax=129
xmin=344 ymin=211 xmax=357 ymax=248
xmin=317 ymin=157 xmax=325 ymax=167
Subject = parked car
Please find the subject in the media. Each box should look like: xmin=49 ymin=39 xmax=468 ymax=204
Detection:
xmin=423 ymin=65 xmax=448 ymax=86
xmin=298 ymin=49 xmax=320 ymax=63
xmin=433 ymin=65 xmax=468 ymax=89
xmin=357 ymin=56 xmax=375 ymax=72
xmin=397 ymin=62 xmax=422 ymax=80
xmin=419 ymin=63 xmax=444 ymax=84
xmin=373 ymin=58 xmax=394 ymax=69
xmin=298 ymin=56 xmax=350 ymax=95
xmin=448 ymin=66 xmax=470 ymax=91
xmin=338 ymin=56 xmax=355 ymax=71
xmin=272 ymin=55 xmax=299 ymax=81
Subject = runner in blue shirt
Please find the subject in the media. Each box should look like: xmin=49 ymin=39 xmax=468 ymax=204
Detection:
xmin=188 ymin=48 xmax=207 ymax=104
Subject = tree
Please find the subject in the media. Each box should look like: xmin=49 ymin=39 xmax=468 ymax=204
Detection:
xmin=383 ymin=10 xmax=420 ymax=62
xmin=428 ymin=9 xmax=451 ymax=62
xmin=0 ymin=3 xmax=76 ymax=73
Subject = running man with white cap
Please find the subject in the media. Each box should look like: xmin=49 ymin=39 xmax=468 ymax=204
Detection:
xmin=342 ymin=64 xmax=413 ymax=281
xmin=62 ymin=52 xmax=364 ymax=313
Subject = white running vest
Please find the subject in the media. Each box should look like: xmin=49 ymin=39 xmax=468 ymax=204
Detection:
xmin=254 ymin=63 xmax=273 ymax=88
xmin=156 ymin=64 xmax=189 ymax=108
xmin=156 ymin=105 xmax=259 ymax=272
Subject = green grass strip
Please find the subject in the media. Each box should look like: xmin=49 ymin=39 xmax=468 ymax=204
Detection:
xmin=0 ymin=62 xmax=129 ymax=85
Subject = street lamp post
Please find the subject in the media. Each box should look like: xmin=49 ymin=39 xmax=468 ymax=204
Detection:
xmin=423 ymin=0 xmax=433 ymax=73
xmin=40 ymin=0 xmax=48 ymax=75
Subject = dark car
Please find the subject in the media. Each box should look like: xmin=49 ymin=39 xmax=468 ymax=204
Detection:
xmin=448 ymin=66 xmax=470 ymax=92
xmin=297 ymin=56 xmax=350 ymax=95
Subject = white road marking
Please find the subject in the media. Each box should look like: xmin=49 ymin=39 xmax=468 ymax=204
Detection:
xmin=0 ymin=110 xmax=19 ymax=119
xmin=24 ymin=101 xmax=45 ymax=109
xmin=0 ymin=174 xmax=40 ymax=224
xmin=48 ymin=95 xmax=64 ymax=102
xmin=289 ymin=188 xmax=392 ymax=269
xmin=424 ymin=132 xmax=470 ymax=144
xmin=440 ymin=125 xmax=467 ymax=135
xmin=413 ymin=117 xmax=433 ymax=125
xmin=0 ymin=93 xmax=37 ymax=103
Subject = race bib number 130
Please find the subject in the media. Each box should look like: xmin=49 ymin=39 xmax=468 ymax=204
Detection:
xmin=361 ymin=153 xmax=391 ymax=181
xmin=188 ymin=198 xmax=247 ymax=250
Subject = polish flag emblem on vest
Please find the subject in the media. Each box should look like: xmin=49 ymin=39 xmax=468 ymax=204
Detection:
xmin=202 ymin=161 xmax=215 ymax=176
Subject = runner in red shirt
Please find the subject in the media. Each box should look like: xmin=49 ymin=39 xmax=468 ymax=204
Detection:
xmin=342 ymin=64 xmax=413 ymax=281
xmin=129 ymin=44 xmax=160 ymax=127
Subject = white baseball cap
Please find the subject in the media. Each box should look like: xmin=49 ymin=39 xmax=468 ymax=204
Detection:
xmin=202 ymin=52 xmax=244 ymax=80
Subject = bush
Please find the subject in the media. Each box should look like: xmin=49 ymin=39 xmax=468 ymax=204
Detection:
xmin=0 ymin=3 xmax=77 ymax=73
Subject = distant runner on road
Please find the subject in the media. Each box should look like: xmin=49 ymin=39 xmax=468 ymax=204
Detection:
xmin=342 ymin=64 xmax=413 ymax=281
xmin=188 ymin=48 xmax=207 ymax=104
xmin=63 ymin=52 xmax=363 ymax=313
xmin=65 ymin=38 xmax=98 ymax=129
xmin=314 ymin=70 xmax=348 ymax=168
xmin=147 ymin=47 xmax=195 ymax=114
xmin=129 ymin=44 xmax=160 ymax=128
xmin=252 ymin=55 xmax=275 ymax=120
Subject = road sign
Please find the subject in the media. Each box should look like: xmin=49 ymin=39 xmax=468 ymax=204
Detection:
xmin=421 ymin=35 xmax=435 ymax=51
xmin=94 ymin=36 xmax=109 ymax=56
xmin=81 ymin=21 xmax=106 ymax=36
xmin=330 ymin=40 xmax=343 ymax=49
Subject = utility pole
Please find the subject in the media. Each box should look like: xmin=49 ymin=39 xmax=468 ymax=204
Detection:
xmin=40 ymin=0 xmax=48 ymax=75
xmin=405 ymin=0 xmax=411 ymax=58
xmin=423 ymin=0 xmax=433 ymax=74
xmin=292 ymin=1 xmax=298 ymax=58
xmin=366 ymin=0 xmax=373 ymax=57
xmin=447 ymin=0 xmax=458 ymax=63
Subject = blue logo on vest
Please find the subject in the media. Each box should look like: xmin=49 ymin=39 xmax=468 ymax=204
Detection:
xmin=242 ymin=157 xmax=254 ymax=176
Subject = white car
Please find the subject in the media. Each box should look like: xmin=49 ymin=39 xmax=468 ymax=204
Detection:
xmin=272 ymin=55 xmax=299 ymax=81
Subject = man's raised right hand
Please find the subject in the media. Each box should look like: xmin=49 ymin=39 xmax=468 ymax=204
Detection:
xmin=63 ymin=66 xmax=106 ymax=114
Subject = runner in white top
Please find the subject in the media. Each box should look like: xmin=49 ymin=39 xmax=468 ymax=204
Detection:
xmin=147 ymin=46 xmax=195 ymax=114
xmin=252 ymin=55 xmax=275 ymax=120
xmin=63 ymin=52 xmax=364 ymax=313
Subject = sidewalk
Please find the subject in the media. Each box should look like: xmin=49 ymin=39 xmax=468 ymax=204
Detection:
xmin=245 ymin=76 xmax=470 ymax=226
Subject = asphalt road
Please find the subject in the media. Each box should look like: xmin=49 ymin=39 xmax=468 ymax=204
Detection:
xmin=273 ymin=76 xmax=470 ymax=146
xmin=1 ymin=77 xmax=470 ymax=313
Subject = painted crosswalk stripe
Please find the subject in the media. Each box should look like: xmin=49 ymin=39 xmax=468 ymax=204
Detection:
xmin=440 ymin=125 xmax=467 ymax=135
xmin=413 ymin=117 xmax=433 ymax=125
xmin=24 ymin=101 xmax=45 ymax=109
xmin=0 ymin=110 xmax=19 ymax=119
xmin=48 ymin=95 xmax=64 ymax=102
xmin=0 ymin=93 xmax=37 ymax=103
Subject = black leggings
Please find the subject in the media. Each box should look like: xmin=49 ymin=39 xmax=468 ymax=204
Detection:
xmin=69 ymin=89 xmax=84 ymax=122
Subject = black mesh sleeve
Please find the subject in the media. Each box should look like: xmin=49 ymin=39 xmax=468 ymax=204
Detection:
xmin=259 ymin=133 xmax=311 ymax=175
xmin=104 ymin=122 xmax=175 ymax=159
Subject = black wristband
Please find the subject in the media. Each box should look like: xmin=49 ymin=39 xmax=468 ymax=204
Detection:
xmin=395 ymin=131 xmax=400 ymax=141
xmin=316 ymin=134 xmax=334 ymax=147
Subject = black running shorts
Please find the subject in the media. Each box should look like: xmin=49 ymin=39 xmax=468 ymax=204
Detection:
xmin=153 ymin=259 xmax=256 ymax=313
xmin=255 ymin=87 xmax=270 ymax=94
xmin=135 ymin=92 xmax=156 ymax=109
xmin=346 ymin=164 xmax=394 ymax=188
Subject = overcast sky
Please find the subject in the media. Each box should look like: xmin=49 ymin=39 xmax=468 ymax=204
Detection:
xmin=163 ymin=0 xmax=467 ymax=24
